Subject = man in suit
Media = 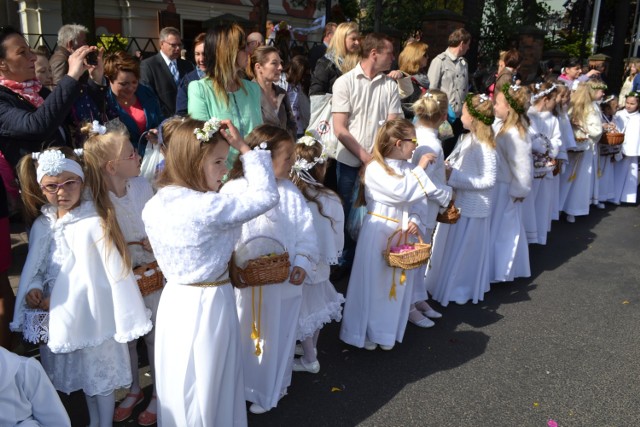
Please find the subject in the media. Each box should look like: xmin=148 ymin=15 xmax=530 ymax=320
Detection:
xmin=141 ymin=26 xmax=194 ymax=118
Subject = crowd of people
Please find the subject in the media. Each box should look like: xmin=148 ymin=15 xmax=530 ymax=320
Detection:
xmin=0 ymin=18 xmax=638 ymax=427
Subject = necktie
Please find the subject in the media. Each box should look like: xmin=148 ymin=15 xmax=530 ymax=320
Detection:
xmin=169 ymin=61 xmax=179 ymax=84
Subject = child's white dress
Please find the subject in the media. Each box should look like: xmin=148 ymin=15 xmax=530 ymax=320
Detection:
xmin=612 ymin=109 xmax=640 ymax=203
xmin=143 ymin=150 xmax=279 ymax=427
xmin=561 ymin=103 xmax=603 ymax=217
xmin=222 ymin=179 xmax=318 ymax=412
xmin=340 ymin=159 xmax=441 ymax=348
xmin=557 ymin=108 xmax=578 ymax=209
xmin=410 ymin=125 xmax=453 ymax=303
xmin=297 ymin=189 xmax=345 ymax=341
xmin=426 ymin=134 xmax=497 ymax=306
xmin=489 ymin=123 xmax=532 ymax=282
xmin=11 ymin=201 xmax=152 ymax=396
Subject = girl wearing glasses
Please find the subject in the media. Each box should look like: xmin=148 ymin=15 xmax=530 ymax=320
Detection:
xmin=82 ymin=120 xmax=161 ymax=426
xmin=340 ymin=119 xmax=445 ymax=352
xmin=11 ymin=146 xmax=152 ymax=427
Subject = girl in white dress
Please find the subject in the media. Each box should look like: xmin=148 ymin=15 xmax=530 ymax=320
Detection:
xmin=409 ymin=90 xmax=454 ymax=328
xmin=340 ymin=119 xmax=442 ymax=351
xmin=490 ymin=83 xmax=532 ymax=282
xmin=560 ymin=79 xmax=605 ymax=222
xmin=290 ymin=135 xmax=345 ymax=374
xmin=12 ymin=147 xmax=152 ymax=427
xmin=426 ymin=94 xmax=497 ymax=306
xmin=597 ymin=96 xmax=622 ymax=205
xmin=82 ymin=120 xmax=161 ymax=425
xmin=555 ymin=83 xmax=578 ymax=210
xmin=223 ymin=124 xmax=318 ymax=415
xmin=612 ymin=91 xmax=640 ymax=204
xmin=528 ymin=82 xmax=561 ymax=245
xmin=142 ymin=118 xmax=279 ymax=427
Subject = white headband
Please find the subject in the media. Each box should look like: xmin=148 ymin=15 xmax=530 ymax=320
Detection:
xmin=34 ymin=149 xmax=84 ymax=183
xmin=531 ymin=83 xmax=557 ymax=102
xmin=290 ymin=135 xmax=328 ymax=186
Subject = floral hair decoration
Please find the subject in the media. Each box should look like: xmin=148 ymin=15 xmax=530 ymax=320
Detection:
xmin=290 ymin=134 xmax=328 ymax=186
xmin=589 ymin=82 xmax=608 ymax=91
xmin=627 ymin=91 xmax=640 ymax=99
xmin=194 ymin=117 xmax=222 ymax=143
xmin=531 ymin=83 xmax=557 ymax=102
xmin=253 ymin=141 xmax=268 ymax=151
xmin=91 ymin=120 xmax=107 ymax=135
xmin=423 ymin=91 xmax=440 ymax=105
xmin=501 ymin=83 xmax=526 ymax=115
xmin=465 ymin=93 xmax=494 ymax=126
xmin=33 ymin=149 xmax=85 ymax=183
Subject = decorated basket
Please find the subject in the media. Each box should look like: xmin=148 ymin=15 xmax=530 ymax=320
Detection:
xmin=230 ymin=235 xmax=291 ymax=288
xmin=600 ymin=131 xmax=624 ymax=146
xmin=129 ymin=241 xmax=164 ymax=296
xmin=383 ymin=228 xmax=431 ymax=270
xmin=22 ymin=308 xmax=49 ymax=344
xmin=533 ymin=152 xmax=554 ymax=179
xmin=436 ymin=201 xmax=461 ymax=224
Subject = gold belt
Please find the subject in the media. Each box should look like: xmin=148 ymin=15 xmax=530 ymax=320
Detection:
xmin=368 ymin=212 xmax=399 ymax=223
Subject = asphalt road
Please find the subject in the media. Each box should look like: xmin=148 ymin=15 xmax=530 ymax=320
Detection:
xmin=11 ymin=198 xmax=640 ymax=427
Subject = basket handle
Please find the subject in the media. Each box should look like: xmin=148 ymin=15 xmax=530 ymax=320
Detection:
xmin=238 ymin=235 xmax=287 ymax=252
xmin=128 ymin=241 xmax=144 ymax=247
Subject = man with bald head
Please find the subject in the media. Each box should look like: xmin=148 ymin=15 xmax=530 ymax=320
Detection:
xmin=247 ymin=32 xmax=264 ymax=55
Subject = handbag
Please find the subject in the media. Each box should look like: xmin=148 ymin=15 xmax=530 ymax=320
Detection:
xmin=306 ymin=94 xmax=339 ymax=158
xmin=139 ymin=133 xmax=164 ymax=185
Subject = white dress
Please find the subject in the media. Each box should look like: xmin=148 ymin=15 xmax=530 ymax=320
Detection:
xmin=297 ymin=189 xmax=345 ymax=340
xmin=528 ymin=108 xmax=561 ymax=244
xmin=410 ymin=125 xmax=453 ymax=303
xmin=612 ymin=109 xmax=640 ymax=203
xmin=489 ymin=123 xmax=532 ymax=282
xmin=110 ymin=176 xmax=162 ymax=329
xmin=221 ymin=179 xmax=318 ymax=411
xmin=11 ymin=201 xmax=152 ymax=396
xmin=0 ymin=347 xmax=70 ymax=426
xmin=340 ymin=159 xmax=441 ymax=348
xmin=557 ymin=108 xmax=577 ymax=209
xmin=143 ymin=151 xmax=279 ymax=427
xmin=426 ymin=134 xmax=497 ymax=306
xmin=560 ymin=103 xmax=603 ymax=216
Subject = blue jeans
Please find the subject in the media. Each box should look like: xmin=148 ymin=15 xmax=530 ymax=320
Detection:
xmin=336 ymin=162 xmax=360 ymax=268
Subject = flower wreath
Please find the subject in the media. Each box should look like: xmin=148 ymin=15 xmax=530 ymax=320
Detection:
xmin=194 ymin=118 xmax=222 ymax=143
xmin=465 ymin=93 xmax=494 ymax=126
xmin=501 ymin=83 xmax=525 ymax=115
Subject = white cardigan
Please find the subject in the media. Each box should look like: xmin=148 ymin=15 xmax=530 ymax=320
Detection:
xmin=614 ymin=109 xmax=640 ymax=156
xmin=493 ymin=125 xmax=532 ymax=198
xmin=11 ymin=201 xmax=152 ymax=353
xmin=446 ymin=134 xmax=497 ymax=218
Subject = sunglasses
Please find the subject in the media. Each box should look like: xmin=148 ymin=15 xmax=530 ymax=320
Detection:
xmin=40 ymin=179 xmax=81 ymax=194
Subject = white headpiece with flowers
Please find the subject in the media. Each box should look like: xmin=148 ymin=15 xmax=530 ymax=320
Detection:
xmin=290 ymin=134 xmax=328 ymax=186
xmin=33 ymin=149 xmax=84 ymax=183
xmin=194 ymin=117 xmax=222 ymax=142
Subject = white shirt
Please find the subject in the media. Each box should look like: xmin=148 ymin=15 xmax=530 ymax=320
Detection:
xmin=332 ymin=63 xmax=403 ymax=167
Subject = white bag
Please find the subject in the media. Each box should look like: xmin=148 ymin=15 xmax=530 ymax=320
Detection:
xmin=306 ymin=94 xmax=339 ymax=158
xmin=140 ymin=141 xmax=164 ymax=184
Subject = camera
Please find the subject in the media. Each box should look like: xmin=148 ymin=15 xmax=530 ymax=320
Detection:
xmin=85 ymin=51 xmax=98 ymax=66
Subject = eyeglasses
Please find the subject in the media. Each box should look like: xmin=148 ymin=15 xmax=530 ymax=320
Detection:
xmin=110 ymin=149 xmax=138 ymax=163
xmin=163 ymin=41 xmax=183 ymax=49
xmin=40 ymin=179 xmax=81 ymax=194
xmin=401 ymin=138 xmax=418 ymax=144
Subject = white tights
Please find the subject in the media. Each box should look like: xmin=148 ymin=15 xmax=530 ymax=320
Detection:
xmin=85 ymin=392 xmax=115 ymax=427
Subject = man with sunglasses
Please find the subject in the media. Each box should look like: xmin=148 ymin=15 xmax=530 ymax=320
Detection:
xmin=141 ymin=27 xmax=194 ymax=118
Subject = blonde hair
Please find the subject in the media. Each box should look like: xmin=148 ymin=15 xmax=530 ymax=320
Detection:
xmin=371 ymin=119 xmax=415 ymax=177
xmin=466 ymin=94 xmax=496 ymax=148
xmin=203 ymin=24 xmax=247 ymax=106
xmin=81 ymin=122 xmax=133 ymax=270
xmin=398 ymin=41 xmax=428 ymax=75
xmin=156 ymin=117 xmax=226 ymax=192
xmin=570 ymin=79 xmax=604 ymax=127
xmin=412 ymin=89 xmax=448 ymax=126
xmin=227 ymin=124 xmax=293 ymax=180
xmin=326 ymin=22 xmax=360 ymax=74
xmin=497 ymin=85 xmax=530 ymax=138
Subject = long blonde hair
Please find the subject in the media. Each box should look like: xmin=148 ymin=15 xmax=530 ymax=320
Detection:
xmin=466 ymin=94 xmax=496 ymax=148
xmin=203 ymin=24 xmax=247 ymax=106
xmin=81 ymin=122 xmax=133 ymax=270
xmin=326 ymin=22 xmax=360 ymax=74
xmin=497 ymin=84 xmax=530 ymax=138
xmin=570 ymin=79 xmax=605 ymax=127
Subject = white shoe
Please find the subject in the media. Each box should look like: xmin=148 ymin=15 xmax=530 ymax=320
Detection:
xmin=292 ymin=357 xmax=320 ymax=373
xmin=596 ymin=202 xmax=605 ymax=209
xmin=294 ymin=343 xmax=303 ymax=356
xmin=423 ymin=308 xmax=442 ymax=319
xmin=364 ymin=340 xmax=377 ymax=351
xmin=379 ymin=344 xmax=395 ymax=351
xmin=249 ymin=403 xmax=268 ymax=414
xmin=566 ymin=214 xmax=575 ymax=223
xmin=409 ymin=315 xmax=435 ymax=328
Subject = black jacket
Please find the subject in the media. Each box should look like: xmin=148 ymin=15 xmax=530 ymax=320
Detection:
xmin=309 ymin=56 xmax=342 ymax=96
xmin=0 ymin=76 xmax=82 ymax=168
xmin=140 ymin=53 xmax=195 ymax=118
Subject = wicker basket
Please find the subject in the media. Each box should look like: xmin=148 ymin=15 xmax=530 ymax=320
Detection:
xmin=600 ymin=131 xmax=624 ymax=146
xmin=383 ymin=228 xmax=431 ymax=270
xmin=437 ymin=201 xmax=461 ymax=224
xmin=230 ymin=236 xmax=291 ymax=288
xmin=23 ymin=308 xmax=49 ymax=344
xmin=128 ymin=241 xmax=164 ymax=297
